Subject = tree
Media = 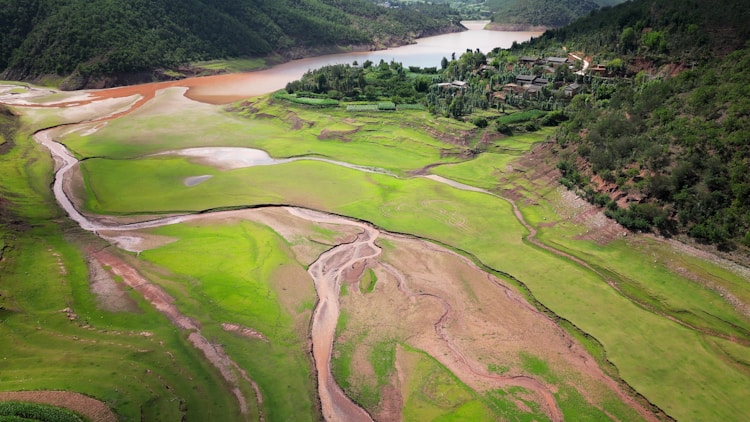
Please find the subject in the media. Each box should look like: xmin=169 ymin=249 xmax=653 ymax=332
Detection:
xmin=448 ymin=95 xmax=466 ymax=118
xmin=620 ymin=27 xmax=637 ymax=53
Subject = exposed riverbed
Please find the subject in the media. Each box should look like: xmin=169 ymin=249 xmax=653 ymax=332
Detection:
xmin=1 ymin=23 xmax=677 ymax=422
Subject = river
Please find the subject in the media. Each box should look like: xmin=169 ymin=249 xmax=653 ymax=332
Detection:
xmin=186 ymin=21 xmax=541 ymax=103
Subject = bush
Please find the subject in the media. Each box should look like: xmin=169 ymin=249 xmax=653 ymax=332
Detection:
xmin=396 ymin=104 xmax=425 ymax=110
xmin=496 ymin=123 xmax=513 ymax=135
xmin=496 ymin=110 xmax=548 ymax=125
xmin=540 ymin=110 xmax=568 ymax=126
xmin=525 ymin=121 xmax=540 ymax=131
xmin=0 ymin=402 xmax=84 ymax=422
xmin=346 ymin=104 xmax=379 ymax=112
xmin=472 ymin=117 xmax=488 ymax=128
xmin=273 ymin=91 xmax=339 ymax=107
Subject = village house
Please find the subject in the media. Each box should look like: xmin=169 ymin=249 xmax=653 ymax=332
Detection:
xmin=519 ymin=56 xmax=541 ymax=67
xmin=564 ymin=82 xmax=581 ymax=97
xmin=525 ymin=85 xmax=542 ymax=97
xmin=451 ymin=80 xmax=468 ymax=89
xmin=436 ymin=80 xmax=469 ymax=90
xmin=590 ymin=64 xmax=607 ymax=76
xmin=515 ymin=74 xmax=537 ymax=86
xmin=502 ymin=83 xmax=525 ymax=95
xmin=478 ymin=64 xmax=497 ymax=74
xmin=545 ymin=56 xmax=570 ymax=66
xmin=532 ymin=77 xmax=549 ymax=87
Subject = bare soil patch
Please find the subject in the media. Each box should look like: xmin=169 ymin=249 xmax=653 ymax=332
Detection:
xmin=222 ymin=323 xmax=269 ymax=343
xmin=87 ymin=257 xmax=140 ymax=312
xmin=317 ymin=127 xmax=360 ymax=141
xmin=90 ymin=248 xmax=263 ymax=418
xmin=0 ymin=391 xmax=116 ymax=422
xmin=284 ymin=112 xmax=314 ymax=130
xmin=337 ymin=232 xmax=658 ymax=421
xmin=501 ymin=142 xmax=627 ymax=245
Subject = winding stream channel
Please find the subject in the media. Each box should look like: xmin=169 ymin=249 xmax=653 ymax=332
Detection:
xmin=35 ymin=110 xmax=616 ymax=421
xmin=36 ymin=122 xmax=571 ymax=421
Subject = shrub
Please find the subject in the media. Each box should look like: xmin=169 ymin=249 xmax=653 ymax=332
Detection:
xmin=0 ymin=401 xmax=84 ymax=422
xmin=541 ymin=110 xmax=568 ymax=126
xmin=472 ymin=117 xmax=488 ymax=128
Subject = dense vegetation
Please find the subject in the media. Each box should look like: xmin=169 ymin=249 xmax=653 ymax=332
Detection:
xmin=523 ymin=0 xmax=750 ymax=248
xmin=556 ymin=46 xmax=750 ymax=248
xmin=533 ymin=0 xmax=750 ymax=64
xmin=0 ymin=0 xmax=461 ymax=87
xmin=0 ymin=402 xmax=83 ymax=422
xmin=397 ymin=0 xmax=625 ymax=24
xmin=285 ymin=59 xmax=439 ymax=105
xmin=489 ymin=0 xmax=601 ymax=28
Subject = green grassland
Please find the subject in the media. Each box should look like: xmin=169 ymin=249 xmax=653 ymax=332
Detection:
xmin=0 ymin=401 xmax=84 ymax=421
xmin=70 ymin=95 xmax=750 ymax=421
xmin=138 ymin=221 xmax=319 ymax=421
xmin=0 ymin=128 xmax=244 ymax=420
xmin=78 ymin=153 xmax=750 ymax=419
xmin=430 ymin=129 xmax=554 ymax=190
xmin=400 ymin=346 xmax=498 ymax=421
xmin=6 ymin=82 xmax=750 ymax=422
xmin=61 ymin=90 xmax=471 ymax=174
xmin=192 ymin=58 xmax=268 ymax=73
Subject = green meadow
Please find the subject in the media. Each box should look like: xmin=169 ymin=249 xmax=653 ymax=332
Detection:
xmin=191 ymin=58 xmax=268 ymax=73
xmin=0 ymin=126 xmax=244 ymax=420
xmin=399 ymin=347 xmax=499 ymax=421
xmin=4 ymin=83 xmax=750 ymax=422
xmin=62 ymin=90 xmax=470 ymax=174
xmin=138 ymin=221 xmax=319 ymax=421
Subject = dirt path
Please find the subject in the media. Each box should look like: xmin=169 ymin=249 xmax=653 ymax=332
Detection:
xmin=0 ymin=391 xmax=117 ymax=422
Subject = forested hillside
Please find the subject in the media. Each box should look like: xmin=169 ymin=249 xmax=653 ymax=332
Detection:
xmin=0 ymin=0 xmax=461 ymax=88
xmin=414 ymin=0 xmax=625 ymax=23
xmin=488 ymin=0 xmax=602 ymax=29
xmin=525 ymin=0 xmax=750 ymax=248
xmin=533 ymin=0 xmax=750 ymax=63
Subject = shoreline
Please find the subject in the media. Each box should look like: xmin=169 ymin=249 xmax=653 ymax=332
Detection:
xmin=484 ymin=22 xmax=550 ymax=32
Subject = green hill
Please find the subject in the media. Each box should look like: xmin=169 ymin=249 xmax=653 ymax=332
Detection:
xmin=533 ymin=0 xmax=750 ymax=63
xmin=522 ymin=0 xmax=750 ymax=248
xmin=0 ymin=0 xmax=461 ymax=88
xmin=489 ymin=0 xmax=603 ymax=29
